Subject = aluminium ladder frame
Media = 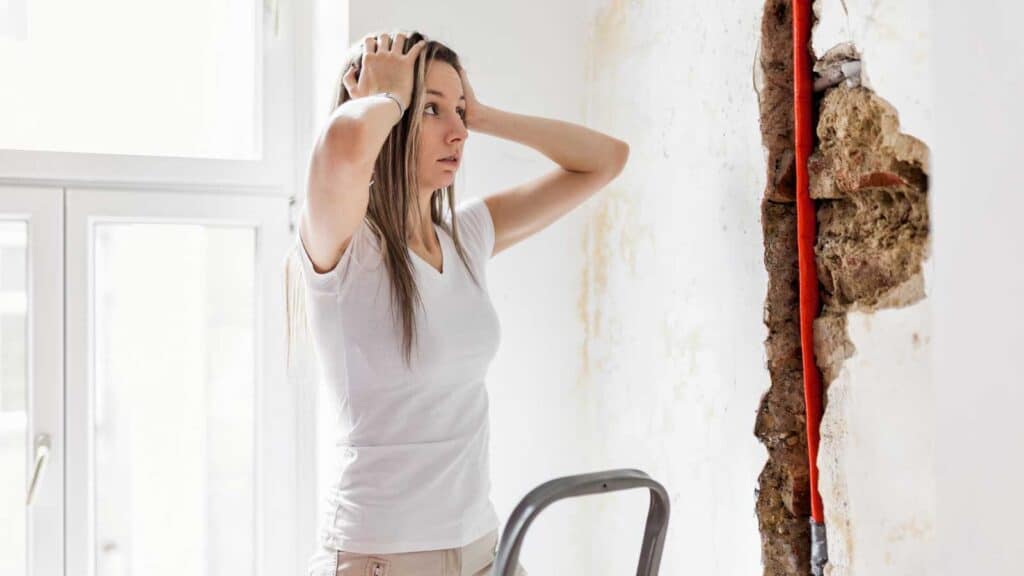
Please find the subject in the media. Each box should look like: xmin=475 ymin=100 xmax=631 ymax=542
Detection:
xmin=491 ymin=468 xmax=670 ymax=576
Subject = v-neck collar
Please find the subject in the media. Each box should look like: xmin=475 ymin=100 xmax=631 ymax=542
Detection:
xmin=409 ymin=223 xmax=447 ymax=278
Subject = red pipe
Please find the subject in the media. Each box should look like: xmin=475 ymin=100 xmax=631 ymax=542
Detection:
xmin=792 ymin=0 xmax=825 ymax=525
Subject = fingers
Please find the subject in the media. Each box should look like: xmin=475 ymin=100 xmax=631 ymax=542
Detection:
xmin=342 ymin=63 xmax=358 ymax=94
xmin=405 ymin=39 xmax=427 ymax=59
xmin=392 ymin=33 xmax=407 ymax=54
xmin=389 ymin=33 xmax=425 ymax=57
xmin=347 ymin=32 xmax=426 ymax=100
xmin=362 ymin=32 xmax=426 ymax=58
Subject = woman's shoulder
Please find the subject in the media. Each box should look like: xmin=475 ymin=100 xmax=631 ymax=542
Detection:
xmin=453 ymin=196 xmax=495 ymax=261
xmin=338 ymin=217 xmax=381 ymax=268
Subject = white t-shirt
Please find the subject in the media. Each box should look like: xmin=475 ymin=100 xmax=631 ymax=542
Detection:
xmin=296 ymin=196 xmax=502 ymax=554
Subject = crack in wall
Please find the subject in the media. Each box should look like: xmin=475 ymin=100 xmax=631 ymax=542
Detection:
xmin=809 ymin=84 xmax=930 ymax=576
xmin=756 ymin=3 xmax=930 ymax=571
xmin=755 ymin=0 xmax=813 ymax=573
xmin=810 ymin=84 xmax=930 ymax=383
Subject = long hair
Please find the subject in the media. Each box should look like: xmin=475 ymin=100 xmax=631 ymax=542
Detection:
xmin=285 ymin=30 xmax=481 ymax=370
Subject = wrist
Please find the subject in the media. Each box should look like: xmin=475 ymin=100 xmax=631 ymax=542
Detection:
xmin=387 ymin=92 xmax=409 ymax=113
xmin=468 ymin=102 xmax=501 ymax=132
xmin=374 ymin=92 xmax=406 ymax=122
xmin=467 ymin=103 xmax=496 ymax=131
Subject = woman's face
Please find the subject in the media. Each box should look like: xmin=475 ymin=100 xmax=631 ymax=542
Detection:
xmin=416 ymin=60 xmax=469 ymax=194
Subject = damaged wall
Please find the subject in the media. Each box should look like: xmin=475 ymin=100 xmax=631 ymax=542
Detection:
xmin=812 ymin=1 xmax=935 ymax=575
xmin=812 ymin=85 xmax=933 ymax=576
xmin=754 ymin=0 xmax=810 ymax=573
xmin=756 ymin=0 xmax=934 ymax=573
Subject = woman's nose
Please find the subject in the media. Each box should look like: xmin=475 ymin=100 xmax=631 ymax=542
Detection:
xmin=448 ymin=124 xmax=467 ymax=143
xmin=448 ymin=118 xmax=468 ymax=142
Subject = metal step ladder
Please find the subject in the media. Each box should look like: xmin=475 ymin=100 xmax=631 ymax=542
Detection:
xmin=490 ymin=469 xmax=670 ymax=576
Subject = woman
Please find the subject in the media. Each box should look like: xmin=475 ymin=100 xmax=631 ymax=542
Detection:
xmin=290 ymin=30 xmax=629 ymax=576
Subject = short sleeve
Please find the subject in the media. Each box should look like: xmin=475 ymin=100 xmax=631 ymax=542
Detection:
xmin=454 ymin=196 xmax=495 ymax=263
xmin=294 ymin=222 xmax=364 ymax=296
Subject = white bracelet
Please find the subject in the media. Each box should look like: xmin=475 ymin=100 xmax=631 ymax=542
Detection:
xmin=379 ymin=92 xmax=405 ymax=118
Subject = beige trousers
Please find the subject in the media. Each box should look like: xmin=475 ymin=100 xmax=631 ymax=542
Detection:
xmin=307 ymin=529 xmax=528 ymax=576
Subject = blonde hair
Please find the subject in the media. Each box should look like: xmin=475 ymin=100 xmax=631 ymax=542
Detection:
xmin=285 ymin=31 xmax=481 ymax=370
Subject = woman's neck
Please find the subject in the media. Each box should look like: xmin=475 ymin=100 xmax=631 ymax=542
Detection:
xmin=406 ymin=208 xmax=438 ymax=249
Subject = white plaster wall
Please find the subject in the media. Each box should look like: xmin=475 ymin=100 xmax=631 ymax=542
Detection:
xmin=812 ymin=1 xmax=937 ymax=574
xmin=815 ymin=300 xmax=936 ymax=575
xmin=932 ymin=4 xmax=1024 ymax=574
xmin=329 ymin=1 xmax=772 ymax=574
xmin=576 ymin=1 xmax=769 ymax=574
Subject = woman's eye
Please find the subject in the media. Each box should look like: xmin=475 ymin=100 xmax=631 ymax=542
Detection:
xmin=425 ymin=103 xmax=465 ymax=120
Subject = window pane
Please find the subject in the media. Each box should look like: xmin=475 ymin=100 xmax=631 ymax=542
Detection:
xmin=0 ymin=221 xmax=28 ymax=576
xmin=93 ymin=223 xmax=256 ymax=576
xmin=0 ymin=0 xmax=259 ymax=160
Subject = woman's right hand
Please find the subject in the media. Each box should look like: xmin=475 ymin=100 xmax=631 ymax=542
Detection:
xmin=343 ymin=32 xmax=427 ymax=115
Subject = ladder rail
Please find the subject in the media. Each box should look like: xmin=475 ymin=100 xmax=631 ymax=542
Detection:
xmin=491 ymin=468 xmax=670 ymax=576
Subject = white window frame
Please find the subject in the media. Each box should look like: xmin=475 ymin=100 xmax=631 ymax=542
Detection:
xmin=0 ymin=0 xmax=322 ymax=573
xmin=65 ymin=187 xmax=291 ymax=576
xmin=0 ymin=185 xmax=64 ymax=576
xmin=0 ymin=0 xmax=306 ymax=199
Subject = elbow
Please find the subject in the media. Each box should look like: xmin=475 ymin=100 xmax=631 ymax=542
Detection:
xmin=322 ymin=116 xmax=371 ymax=166
xmin=607 ymin=139 xmax=630 ymax=178
xmin=616 ymin=139 xmax=630 ymax=167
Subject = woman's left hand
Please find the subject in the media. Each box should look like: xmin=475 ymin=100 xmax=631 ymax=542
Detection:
xmin=458 ymin=67 xmax=488 ymax=130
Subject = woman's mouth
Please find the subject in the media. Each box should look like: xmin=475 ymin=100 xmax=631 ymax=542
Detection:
xmin=438 ymin=155 xmax=459 ymax=169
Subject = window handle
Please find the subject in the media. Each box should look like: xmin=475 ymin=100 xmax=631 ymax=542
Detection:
xmin=26 ymin=433 xmax=50 ymax=506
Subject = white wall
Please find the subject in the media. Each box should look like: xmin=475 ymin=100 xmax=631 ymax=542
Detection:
xmin=811 ymin=1 xmax=937 ymax=574
xmin=336 ymin=1 xmax=772 ymax=574
xmin=575 ymin=0 xmax=770 ymax=574
xmin=932 ymin=4 xmax=1024 ymax=575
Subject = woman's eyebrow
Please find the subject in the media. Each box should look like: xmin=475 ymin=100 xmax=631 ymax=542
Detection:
xmin=426 ymin=89 xmax=466 ymax=102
